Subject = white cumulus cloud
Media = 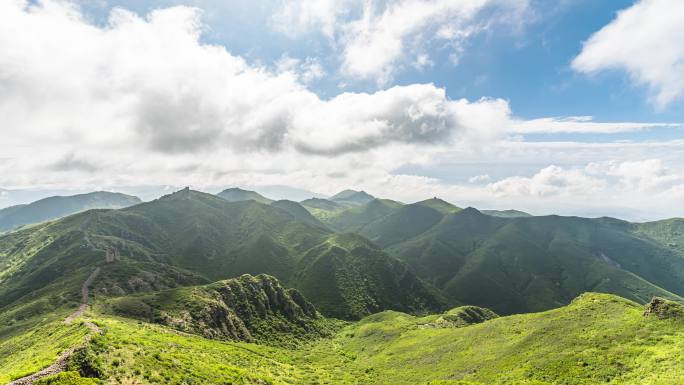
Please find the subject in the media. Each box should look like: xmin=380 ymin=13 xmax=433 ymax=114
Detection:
xmin=572 ymin=0 xmax=684 ymax=109
xmin=0 ymin=0 xmax=512 ymax=159
xmin=274 ymin=0 xmax=531 ymax=84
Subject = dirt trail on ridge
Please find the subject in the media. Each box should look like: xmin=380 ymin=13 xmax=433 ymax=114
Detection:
xmin=7 ymin=267 xmax=102 ymax=385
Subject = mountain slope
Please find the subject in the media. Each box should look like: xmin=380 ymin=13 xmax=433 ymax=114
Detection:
xmin=387 ymin=209 xmax=684 ymax=314
xmin=330 ymin=190 xmax=375 ymax=206
xmin=321 ymin=198 xmax=403 ymax=232
xmin=0 ymin=192 xmax=141 ymax=231
xmin=216 ymin=187 xmax=273 ymax=204
xmin=357 ymin=202 xmax=447 ymax=248
xmin=414 ymin=198 xmax=461 ymax=214
xmin=331 ymin=293 xmax=684 ymax=384
xmin=6 ymin=293 xmax=684 ymax=385
xmin=0 ymin=189 xmax=443 ymax=320
xmin=482 ymin=209 xmax=532 ymax=218
xmin=293 ymin=233 xmax=447 ymax=319
xmin=632 ymin=217 xmax=684 ymax=255
xmin=103 ymin=274 xmax=330 ymax=346
xmin=270 ymin=200 xmax=328 ymax=230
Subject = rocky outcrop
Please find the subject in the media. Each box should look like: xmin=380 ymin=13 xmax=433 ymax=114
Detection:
xmin=643 ymin=297 xmax=684 ymax=319
xmin=109 ymin=274 xmax=327 ymax=346
xmin=418 ymin=306 xmax=498 ymax=329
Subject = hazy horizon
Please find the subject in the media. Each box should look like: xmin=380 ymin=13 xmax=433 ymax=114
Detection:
xmin=1 ymin=184 xmax=680 ymax=222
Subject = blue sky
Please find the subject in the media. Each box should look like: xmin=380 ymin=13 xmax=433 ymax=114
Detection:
xmin=1 ymin=0 xmax=684 ymax=220
xmin=76 ymin=0 xmax=683 ymax=122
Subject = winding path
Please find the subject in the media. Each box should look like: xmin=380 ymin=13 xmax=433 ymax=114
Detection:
xmin=7 ymin=267 xmax=102 ymax=385
xmin=64 ymin=268 xmax=100 ymax=325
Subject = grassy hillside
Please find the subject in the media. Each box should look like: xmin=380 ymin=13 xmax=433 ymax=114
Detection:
xmin=0 ymin=192 xmax=141 ymax=232
xmin=357 ymin=202 xmax=447 ymax=247
xmin=8 ymin=293 xmax=684 ymax=384
xmin=293 ymin=233 xmax=447 ymax=319
xmin=387 ymin=208 xmax=684 ymax=314
xmin=101 ymin=274 xmax=336 ymax=346
xmin=632 ymin=218 xmax=684 ymax=255
xmin=71 ymin=315 xmax=367 ymax=385
xmin=0 ymin=189 xmax=442 ymax=320
xmin=269 ymin=200 xmax=328 ymax=230
xmin=0 ymin=314 xmax=89 ymax=384
xmin=302 ymin=195 xmax=684 ymax=316
xmin=321 ymin=198 xmax=403 ymax=232
xmin=414 ymin=198 xmax=461 ymax=214
xmin=329 ymin=293 xmax=684 ymax=384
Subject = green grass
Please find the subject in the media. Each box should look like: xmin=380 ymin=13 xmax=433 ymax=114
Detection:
xmin=6 ymin=293 xmax=684 ymax=385
xmin=0 ymin=316 xmax=89 ymax=383
xmin=99 ymin=274 xmax=342 ymax=347
xmin=91 ymin=315 xmax=367 ymax=385
xmin=329 ymin=293 xmax=684 ymax=384
xmin=34 ymin=372 xmax=99 ymax=385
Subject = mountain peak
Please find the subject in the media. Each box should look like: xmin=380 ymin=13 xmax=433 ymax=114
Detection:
xmin=461 ymin=206 xmax=482 ymax=214
xmin=415 ymin=197 xmax=461 ymax=214
xmin=161 ymin=187 xmax=201 ymax=200
xmin=330 ymin=190 xmax=375 ymax=205
xmin=217 ymin=187 xmax=273 ymax=204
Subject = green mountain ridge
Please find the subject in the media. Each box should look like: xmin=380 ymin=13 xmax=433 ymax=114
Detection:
xmin=0 ymin=192 xmax=141 ymax=232
xmin=301 ymin=195 xmax=684 ymax=315
xmin=330 ymin=189 xmax=375 ymax=205
xmin=0 ymin=188 xmax=443 ymax=323
xmin=216 ymin=187 xmax=273 ymax=204
xmin=482 ymin=209 xmax=532 ymax=218
xmin=269 ymin=199 xmax=329 ymax=230
xmin=102 ymin=273 xmax=332 ymax=346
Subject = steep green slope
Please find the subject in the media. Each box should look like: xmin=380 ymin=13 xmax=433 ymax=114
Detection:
xmin=300 ymin=198 xmax=348 ymax=222
xmin=300 ymin=198 xmax=343 ymax=212
xmin=321 ymin=198 xmax=403 ymax=232
xmin=388 ymin=209 xmax=684 ymax=314
xmin=330 ymin=189 xmax=375 ymax=206
xmin=269 ymin=199 xmax=328 ymax=230
xmin=102 ymin=274 xmax=333 ymax=346
xmin=414 ymin=198 xmax=461 ymax=214
xmin=293 ymin=233 xmax=447 ymax=319
xmin=301 ymin=198 xmax=684 ymax=316
xmin=632 ymin=218 xmax=684 ymax=255
xmin=0 ymin=192 xmax=141 ymax=231
xmin=74 ymin=315 xmax=367 ymax=385
xmin=0 ymin=189 xmax=442 ymax=320
xmin=358 ymin=201 xmax=447 ymax=247
xmin=216 ymin=187 xmax=273 ymax=204
xmin=308 ymin=197 xmax=457 ymax=237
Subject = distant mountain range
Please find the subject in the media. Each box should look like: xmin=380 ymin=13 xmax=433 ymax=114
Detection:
xmin=0 ymin=188 xmax=443 ymax=322
xmin=3 ymin=186 xmax=684 ymax=318
xmin=0 ymin=191 xmax=141 ymax=231
xmin=298 ymin=191 xmax=684 ymax=314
